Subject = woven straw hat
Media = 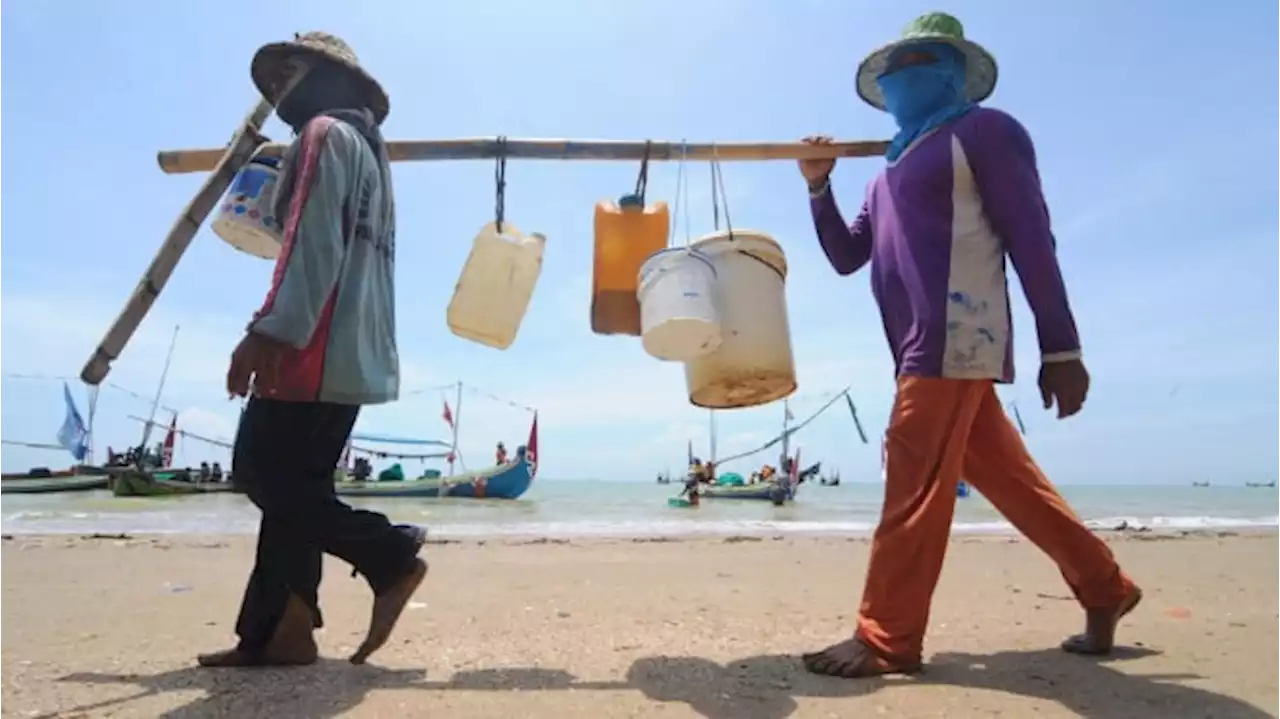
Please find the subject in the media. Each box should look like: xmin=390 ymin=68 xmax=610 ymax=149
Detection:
xmin=856 ymin=12 xmax=997 ymax=111
xmin=251 ymin=31 xmax=389 ymax=124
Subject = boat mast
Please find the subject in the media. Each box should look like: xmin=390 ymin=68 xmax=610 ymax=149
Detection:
xmin=448 ymin=380 xmax=463 ymax=475
xmin=708 ymin=410 xmax=717 ymax=463
xmin=781 ymin=399 xmax=791 ymax=467
xmin=139 ymin=325 xmax=179 ymax=453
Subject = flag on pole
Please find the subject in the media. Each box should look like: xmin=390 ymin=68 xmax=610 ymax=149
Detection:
xmin=442 ymin=400 xmax=455 ymax=429
xmin=526 ymin=412 xmax=539 ymax=477
xmin=160 ymin=414 xmax=177 ymax=468
xmin=789 ymin=447 xmax=802 ymax=488
xmin=56 ymin=382 xmax=89 ymax=462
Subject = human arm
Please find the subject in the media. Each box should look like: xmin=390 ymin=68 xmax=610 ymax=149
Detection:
xmin=248 ymin=117 xmax=350 ymax=348
xmin=809 ymin=182 xmax=874 ymax=276
xmin=964 ymin=110 xmax=1081 ymax=362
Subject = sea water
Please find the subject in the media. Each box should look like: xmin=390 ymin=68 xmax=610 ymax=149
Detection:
xmin=2 ymin=481 xmax=1275 ymax=538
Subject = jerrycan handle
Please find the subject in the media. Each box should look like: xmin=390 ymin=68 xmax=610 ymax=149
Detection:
xmin=622 ymin=140 xmax=653 ymax=209
xmin=617 ymin=193 xmax=645 ymax=212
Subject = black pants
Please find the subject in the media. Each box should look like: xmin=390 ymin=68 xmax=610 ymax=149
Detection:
xmin=231 ymin=397 xmax=418 ymax=653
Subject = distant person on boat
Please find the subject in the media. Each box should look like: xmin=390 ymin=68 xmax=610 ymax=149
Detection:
xmin=199 ymin=462 xmax=212 ymax=483
xmin=201 ymin=33 xmax=427 ymax=670
xmin=796 ymin=13 xmax=1139 ymax=679
xmin=688 ymin=458 xmax=708 ymax=483
xmin=211 ymin=462 xmax=225 ymax=482
xmin=495 ymin=442 xmax=508 ymax=465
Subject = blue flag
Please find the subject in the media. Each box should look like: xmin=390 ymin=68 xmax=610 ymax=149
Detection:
xmin=56 ymin=382 xmax=89 ymax=462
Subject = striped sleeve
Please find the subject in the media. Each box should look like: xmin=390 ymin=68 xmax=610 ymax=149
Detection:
xmin=249 ymin=117 xmax=350 ymax=348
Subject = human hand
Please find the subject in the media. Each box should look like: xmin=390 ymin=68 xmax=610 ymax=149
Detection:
xmin=1038 ymin=358 xmax=1090 ymax=419
xmin=226 ymin=331 xmax=286 ymax=398
xmin=799 ymin=136 xmax=836 ymax=190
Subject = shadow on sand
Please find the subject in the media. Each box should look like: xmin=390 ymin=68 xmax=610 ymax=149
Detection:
xmin=50 ymin=647 xmax=1272 ymax=719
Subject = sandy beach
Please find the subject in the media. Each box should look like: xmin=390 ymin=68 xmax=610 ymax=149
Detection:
xmin=2 ymin=531 xmax=1276 ymax=718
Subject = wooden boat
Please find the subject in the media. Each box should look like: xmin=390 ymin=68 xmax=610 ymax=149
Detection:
xmin=1 ymin=470 xmax=109 ymax=494
xmin=702 ymin=481 xmax=794 ymax=502
xmin=336 ymin=446 xmax=534 ymax=499
xmin=111 ymin=469 xmax=235 ymax=497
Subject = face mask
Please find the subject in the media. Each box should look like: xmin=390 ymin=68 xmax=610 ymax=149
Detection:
xmin=877 ymin=63 xmax=962 ymax=128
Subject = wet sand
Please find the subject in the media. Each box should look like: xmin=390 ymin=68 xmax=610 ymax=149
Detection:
xmin=2 ymin=532 xmax=1276 ymax=718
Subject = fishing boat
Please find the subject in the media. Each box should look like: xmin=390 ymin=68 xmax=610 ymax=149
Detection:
xmin=336 ymin=446 xmax=535 ymax=499
xmin=1 ymin=470 xmax=109 ymax=494
xmin=336 ymin=393 xmax=540 ymax=500
xmin=681 ymin=390 xmax=865 ymax=504
xmin=111 ymin=469 xmax=235 ymax=497
xmin=0 ymin=383 xmax=107 ymax=494
xmin=702 ymin=481 xmax=794 ymax=502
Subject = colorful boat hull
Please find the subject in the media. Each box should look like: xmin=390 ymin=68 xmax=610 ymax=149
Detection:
xmin=0 ymin=473 xmax=110 ymax=494
xmin=111 ymin=470 xmax=235 ymax=497
xmin=701 ymin=481 xmax=795 ymax=501
xmin=336 ymin=448 xmax=534 ymax=500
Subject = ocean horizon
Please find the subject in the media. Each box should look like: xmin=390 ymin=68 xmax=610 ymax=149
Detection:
xmin=2 ymin=479 xmax=1275 ymax=538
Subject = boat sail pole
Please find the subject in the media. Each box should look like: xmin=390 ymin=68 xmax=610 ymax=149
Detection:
xmin=139 ymin=325 xmax=179 ymax=453
xmin=708 ymin=410 xmax=718 ymax=465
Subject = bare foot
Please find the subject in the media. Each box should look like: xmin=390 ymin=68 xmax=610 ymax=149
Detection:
xmin=198 ymin=594 xmax=319 ymax=668
xmin=801 ymin=637 xmax=921 ymax=678
xmin=349 ymin=557 xmax=428 ymax=665
xmin=1061 ymin=585 xmax=1143 ymax=655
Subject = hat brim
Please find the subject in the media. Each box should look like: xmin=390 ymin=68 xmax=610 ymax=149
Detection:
xmin=251 ymin=42 xmax=390 ymax=125
xmin=856 ymin=35 xmax=998 ymax=111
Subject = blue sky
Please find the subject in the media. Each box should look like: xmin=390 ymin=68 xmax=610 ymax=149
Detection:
xmin=2 ymin=1 xmax=1276 ymax=484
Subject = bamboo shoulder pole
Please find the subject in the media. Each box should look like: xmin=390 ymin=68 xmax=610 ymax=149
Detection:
xmin=157 ymin=137 xmax=891 ymax=175
xmin=79 ymin=99 xmax=273 ymax=387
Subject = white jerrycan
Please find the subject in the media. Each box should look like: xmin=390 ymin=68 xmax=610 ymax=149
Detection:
xmin=446 ymin=222 xmax=546 ymax=350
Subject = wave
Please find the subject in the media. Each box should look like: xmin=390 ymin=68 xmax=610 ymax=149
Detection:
xmin=3 ymin=514 xmax=1275 ymax=538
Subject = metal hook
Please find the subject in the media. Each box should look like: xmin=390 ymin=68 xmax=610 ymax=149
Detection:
xmin=494 ymin=136 xmax=508 ymax=233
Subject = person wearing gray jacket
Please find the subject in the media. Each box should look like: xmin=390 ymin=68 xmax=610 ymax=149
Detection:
xmin=199 ymin=32 xmax=426 ymax=669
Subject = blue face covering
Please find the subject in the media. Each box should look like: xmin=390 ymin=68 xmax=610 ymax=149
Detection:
xmin=876 ymin=42 xmax=975 ymax=162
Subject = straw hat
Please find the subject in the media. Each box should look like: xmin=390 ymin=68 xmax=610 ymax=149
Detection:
xmin=251 ymin=31 xmax=390 ymax=124
xmin=856 ymin=12 xmax=998 ymax=111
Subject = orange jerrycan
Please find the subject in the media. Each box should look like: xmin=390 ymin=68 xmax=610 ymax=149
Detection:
xmin=592 ymin=193 xmax=669 ymax=335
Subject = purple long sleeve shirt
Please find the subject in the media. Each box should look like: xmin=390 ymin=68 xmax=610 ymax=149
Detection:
xmin=811 ymin=107 xmax=1081 ymax=382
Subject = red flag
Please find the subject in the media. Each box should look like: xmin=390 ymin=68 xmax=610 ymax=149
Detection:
xmin=789 ymin=448 xmax=801 ymax=487
xmin=161 ymin=414 xmax=177 ymax=468
xmin=442 ymin=400 xmax=455 ymax=429
xmin=526 ymin=412 xmax=539 ymax=477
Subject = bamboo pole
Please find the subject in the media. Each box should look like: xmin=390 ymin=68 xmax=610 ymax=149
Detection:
xmin=157 ymin=137 xmax=891 ymax=175
xmin=78 ymin=99 xmax=273 ymax=387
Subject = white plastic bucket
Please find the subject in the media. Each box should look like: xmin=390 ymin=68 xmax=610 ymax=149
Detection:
xmin=683 ymin=230 xmax=797 ymax=409
xmin=211 ymin=156 xmax=283 ymax=260
xmin=637 ymin=248 xmax=722 ymax=362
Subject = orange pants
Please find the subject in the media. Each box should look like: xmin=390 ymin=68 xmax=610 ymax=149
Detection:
xmin=856 ymin=376 xmax=1135 ymax=662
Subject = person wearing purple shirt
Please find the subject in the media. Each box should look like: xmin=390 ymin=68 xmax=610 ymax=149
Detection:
xmin=798 ymin=13 xmax=1142 ymax=679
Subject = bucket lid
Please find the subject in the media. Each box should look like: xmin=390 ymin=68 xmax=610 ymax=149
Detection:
xmin=691 ymin=230 xmax=787 ymax=278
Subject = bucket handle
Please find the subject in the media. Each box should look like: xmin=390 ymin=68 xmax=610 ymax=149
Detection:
xmin=709 ymin=146 xmax=735 ymax=242
xmin=733 ymin=249 xmax=784 ymax=280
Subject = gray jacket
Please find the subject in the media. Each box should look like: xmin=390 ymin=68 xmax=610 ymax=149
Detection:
xmin=248 ymin=113 xmax=399 ymax=405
